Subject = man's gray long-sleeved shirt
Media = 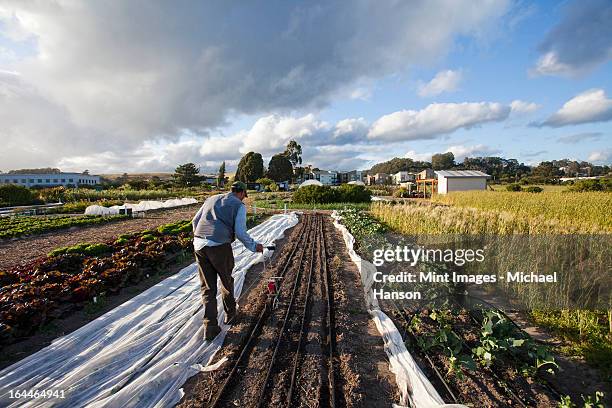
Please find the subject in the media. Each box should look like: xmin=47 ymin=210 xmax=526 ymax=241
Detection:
xmin=192 ymin=202 xmax=258 ymax=252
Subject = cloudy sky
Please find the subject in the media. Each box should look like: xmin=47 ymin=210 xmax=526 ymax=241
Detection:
xmin=0 ymin=0 xmax=611 ymax=174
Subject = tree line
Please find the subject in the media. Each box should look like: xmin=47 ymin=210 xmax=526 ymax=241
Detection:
xmin=233 ymin=140 xmax=302 ymax=183
xmin=367 ymin=153 xmax=610 ymax=184
xmin=172 ymin=140 xmax=303 ymax=187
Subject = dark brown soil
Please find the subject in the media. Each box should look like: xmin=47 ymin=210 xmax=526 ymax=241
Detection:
xmin=177 ymin=214 xmax=398 ymax=407
xmin=323 ymin=218 xmax=398 ymax=407
xmin=0 ymin=204 xmax=200 ymax=270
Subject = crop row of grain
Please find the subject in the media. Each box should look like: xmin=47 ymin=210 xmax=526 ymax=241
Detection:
xmin=430 ymin=191 xmax=611 ymax=233
xmin=370 ymin=203 xmax=609 ymax=307
xmin=368 ymin=199 xmax=611 ymax=376
xmin=371 ymin=199 xmax=610 ymax=234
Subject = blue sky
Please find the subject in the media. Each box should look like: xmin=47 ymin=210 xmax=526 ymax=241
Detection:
xmin=316 ymin=0 xmax=612 ymax=166
xmin=0 ymin=0 xmax=610 ymax=173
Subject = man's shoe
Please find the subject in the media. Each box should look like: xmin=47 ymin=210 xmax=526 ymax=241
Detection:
xmin=224 ymin=310 xmax=237 ymax=325
xmin=204 ymin=325 xmax=221 ymax=341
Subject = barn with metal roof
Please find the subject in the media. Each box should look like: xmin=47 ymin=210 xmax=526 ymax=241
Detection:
xmin=434 ymin=170 xmax=491 ymax=194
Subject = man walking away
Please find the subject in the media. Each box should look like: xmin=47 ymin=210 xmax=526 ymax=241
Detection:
xmin=192 ymin=181 xmax=263 ymax=341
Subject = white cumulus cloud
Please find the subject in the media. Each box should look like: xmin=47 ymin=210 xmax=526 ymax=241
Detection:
xmin=587 ymin=149 xmax=612 ymax=163
xmin=510 ymin=100 xmax=541 ymax=114
xmin=539 ymin=88 xmax=612 ymax=127
xmin=333 ymin=117 xmax=369 ymax=138
xmin=349 ymin=87 xmax=372 ymax=101
xmin=445 ymin=144 xmax=501 ymax=160
xmin=417 ymin=69 xmax=462 ymax=97
xmin=368 ymin=102 xmax=511 ymax=141
xmin=531 ymin=51 xmax=577 ymax=77
xmin=404 ymin=150 xmax=434 ymax=162
xmin=237 ymin=114 xmax=330 ymax=155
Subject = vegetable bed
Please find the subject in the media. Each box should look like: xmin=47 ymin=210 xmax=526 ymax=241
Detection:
xmin=392 ymin=306 xmax=560 ymax=407
xmin=0 ymin=220 xmax=193 ymax=344
xmin=0 ymin=215 xmax=128 ymax=240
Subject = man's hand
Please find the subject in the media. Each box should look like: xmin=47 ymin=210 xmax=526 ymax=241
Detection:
xmin=255 ymin=243 xmax=264 ymax=253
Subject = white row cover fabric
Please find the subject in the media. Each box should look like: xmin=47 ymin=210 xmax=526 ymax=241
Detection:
xmin=84 ymin=198 xmax=198 ymax=215
xmin=371 ymin=196 xmax=391 ymax=202
xmin=331 ymin=211 xmax=467 ymax=408
xmin=298 ymin=179 xmax=323 ymax=188
xmin=0 ymin=212 xmax=299 ymax=408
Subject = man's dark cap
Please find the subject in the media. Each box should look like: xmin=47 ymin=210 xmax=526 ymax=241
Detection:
xmin=231 ymin=181 xmax=248 ymax=196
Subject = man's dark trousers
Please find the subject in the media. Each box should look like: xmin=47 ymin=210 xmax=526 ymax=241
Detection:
xmin=195 ymin=243 xmax=236 ymax=329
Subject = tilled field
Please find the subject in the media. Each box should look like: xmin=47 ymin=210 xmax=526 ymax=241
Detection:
xmin=178 ymin=213 xmax=397 ymax=407
xmin=0 ymin=204 xmax=200 ymax=270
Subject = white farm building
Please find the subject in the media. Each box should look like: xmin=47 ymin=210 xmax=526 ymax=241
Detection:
xmin=435 ymin=170 xmax=490 ymax=194
xmin=0 ymin=172 xmax=100 ymax=188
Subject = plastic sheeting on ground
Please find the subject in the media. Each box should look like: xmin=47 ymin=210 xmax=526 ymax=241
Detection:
xmin=298 ymin=179 xmax=323 ymax=188
xmin=84 ymin=198 xmax=198 ymax=216
xmin=331 ymin=211 xmax=467 ymax=408
xmin=0 ymin=212 xmax=299 ymax=408
xmin=371 ymin=196 xmax=391 ymax=202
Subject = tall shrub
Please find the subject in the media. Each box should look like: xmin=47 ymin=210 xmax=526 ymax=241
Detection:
xmin=336 ymin=184 xmax=372 ymax=202
xmin=293 ymin=184 xmax=371 ymax=204
xmin=567 ymin=178 xmax=612 ymax=192
xmin=0 ymin=185 xmax=35 ymax=206
xmin=293 ymin=185 xmax=339 ymax=203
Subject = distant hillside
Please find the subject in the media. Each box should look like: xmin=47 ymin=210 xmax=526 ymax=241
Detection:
xmin=100 ymin=173 xmax=173 ymax=181
xmin=7 ymin=168 xmax=62 ymax=174
xmin=368 ymin=157 xmax=431 ymax=175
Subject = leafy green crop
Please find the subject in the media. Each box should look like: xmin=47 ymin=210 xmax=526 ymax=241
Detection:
xmin=337 ymin=208 xmax=386 ymax=239
xmin=140 ymin=234 xmax=156 ymax=242
xmin=415 ymin=310 xmax=476 ymax=378
xmin=48 ymin=243 xmax=113 ymax=257
xmin=155 ymin=220 xmax=192 ymax=236
xmin=0 ymin=215 xmax=128 ymax=240
xmin=474 ymin=309 xmax=558 ymax=374
xmin=559 ymin=391 xmax=606 ymax=408
xmin=2 ymin=217 xmax=196 ymax=344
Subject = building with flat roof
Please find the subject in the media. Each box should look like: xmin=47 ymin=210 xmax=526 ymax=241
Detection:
xmin=313 ymin=170 xmax=337 ymax=185
xmin=300 ymin=169 xmax=337 ymax=185
xmin=392 ymin=171 xmax=416 ymax=185
xmin=435 ymin=170 xmax=490 ymax=194
xmin=417 ymin=168 xmax=436 ymax=180
xmin=336 ymin=170 xmax=364 ymax=184
xmin=0 ymin=172 xmax=100 ymax=188
xmin=366 ymin=173 xmax=389 ymax=185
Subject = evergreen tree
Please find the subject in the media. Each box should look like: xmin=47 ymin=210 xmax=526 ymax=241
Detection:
xmin=284 ymin=140 xmax=302 ymax=167
xmin=235 ymin=152 xmax=264 ymax=182
xmin=369 ymin=157 xmax=431 ymax=174
xmin=267 ymin=153 xmax=293 ymax=181
xmin=173 ymin=163 xmax=200 ymax=186
xmin=217 ymin=161 xmax=226 ymax=187
xmin=432 ymin=152 xmax=455 ymax=170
